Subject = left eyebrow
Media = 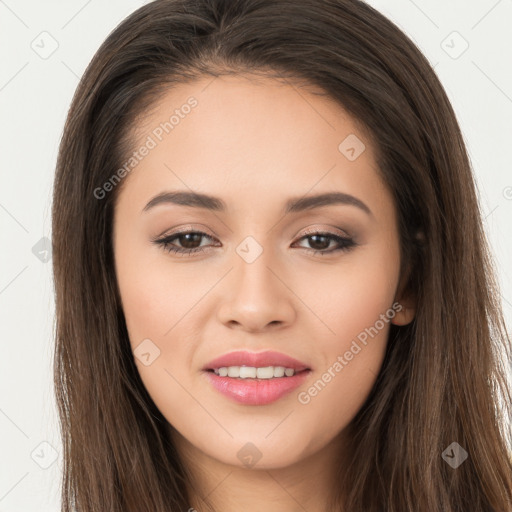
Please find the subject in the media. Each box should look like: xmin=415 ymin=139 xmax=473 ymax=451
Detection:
xmin=142 ymin=190 xmax=373 ymax=217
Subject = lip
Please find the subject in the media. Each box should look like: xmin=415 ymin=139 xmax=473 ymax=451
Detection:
xmin=202 ymin=350 xmax=311 ymax=372
xmin=203 ymin=369 xmax=311 ymax=405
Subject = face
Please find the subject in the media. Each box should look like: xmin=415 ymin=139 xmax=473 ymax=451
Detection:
xmin=112 ymin=74 xmax=414 ymax=472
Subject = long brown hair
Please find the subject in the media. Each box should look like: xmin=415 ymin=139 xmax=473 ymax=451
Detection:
xmin=51 ymin=0 xmax=512 ymax=510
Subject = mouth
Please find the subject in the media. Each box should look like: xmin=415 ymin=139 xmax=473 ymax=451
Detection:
xmin=202 ymin=367 xmax=312 ymax=405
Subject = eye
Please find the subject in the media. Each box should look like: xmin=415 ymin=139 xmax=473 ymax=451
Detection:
xmin=292 ymin=230 xmax=356 ymax=255
xmin=152 ymin=229 xmax=356 ymax=257
xmin=152 ymin=230 xmax=219 ymax=257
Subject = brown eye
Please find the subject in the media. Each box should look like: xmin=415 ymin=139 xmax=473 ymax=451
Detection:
xmin=292 ymin=232 xmax=356 ymax=255
xmin=153 ymin=231 xmax=217 ymax=256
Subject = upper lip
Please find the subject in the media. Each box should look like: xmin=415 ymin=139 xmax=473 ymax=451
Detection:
xmin=203 ymin=350 xmax=311 ymax=372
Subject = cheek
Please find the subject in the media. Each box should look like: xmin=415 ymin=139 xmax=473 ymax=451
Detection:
xmin=295 ymin=243 xmax=400 ymax=346
xmin=114 ymin=229 xmax=206 ymax=346
xmin=114 ymin=234 xmax=214 ymax=404
xmin=291 ymin=247 xmax=399 ymax=434
xmin=114 ymin=250 xmax=206 ymax=426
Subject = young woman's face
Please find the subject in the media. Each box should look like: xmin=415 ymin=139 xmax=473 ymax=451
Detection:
xmin=113 ymin=75 xmax=413 ymax=471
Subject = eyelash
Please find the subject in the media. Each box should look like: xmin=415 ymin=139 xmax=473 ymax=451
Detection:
xmin=152 ymin=229 xmax=357 ymax=257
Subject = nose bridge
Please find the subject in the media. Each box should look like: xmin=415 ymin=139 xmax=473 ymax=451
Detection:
xmin=232 ymin=236 xmax=282 ymax=300
xmin=217 ymin=235 xmax=295 ymax=330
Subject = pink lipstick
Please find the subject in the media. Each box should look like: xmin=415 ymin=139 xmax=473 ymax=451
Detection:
xmin=202 ymin=350 xmax=312 ymax=406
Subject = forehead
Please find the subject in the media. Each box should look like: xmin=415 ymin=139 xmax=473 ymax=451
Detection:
xmin=116 ymin=74 xmax=390 ymax=217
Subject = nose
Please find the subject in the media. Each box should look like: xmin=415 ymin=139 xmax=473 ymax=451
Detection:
xmin=216 ymin=248 xmax=296 ymax=333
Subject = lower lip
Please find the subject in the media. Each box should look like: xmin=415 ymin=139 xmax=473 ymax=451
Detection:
xmin=203 ymin=369 xmax=311 ymax=405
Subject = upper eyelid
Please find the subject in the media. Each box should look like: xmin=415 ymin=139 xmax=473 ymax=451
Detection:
xmin=155 ymin=228 xmax=352 ymax=242
xmin=154 ymin=224 xmax=214 ymax=240
xmin=155 ymin=221 xmax=353 ymax=238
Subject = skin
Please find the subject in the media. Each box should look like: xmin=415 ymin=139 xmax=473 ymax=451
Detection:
xmin=113 ymin=74 xmax=415 ymax=512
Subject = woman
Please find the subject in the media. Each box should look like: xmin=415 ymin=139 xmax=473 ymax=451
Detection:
xmin=51 ymin=0 xmax=512 ymax=510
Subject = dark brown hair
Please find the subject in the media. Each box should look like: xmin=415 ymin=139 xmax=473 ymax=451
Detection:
xmin=52 ymin=0 xmax=512 ymax=510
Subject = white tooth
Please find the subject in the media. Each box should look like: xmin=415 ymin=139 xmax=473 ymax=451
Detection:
xmin=256 ymin=366 xmax=275 ymax=379
xmin=213 ymin=365 xmax=297 ymax=378
xmin=273 ymin=366 xmax=285 ymax=377
xmin=227 ymin=366 xmax=240 ymax=378
xmin=239 ymin=366 xmax=257 ymax=378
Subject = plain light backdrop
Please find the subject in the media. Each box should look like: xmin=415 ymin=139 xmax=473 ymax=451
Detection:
xmin=1 ymin=1 xmax=511 ymax=510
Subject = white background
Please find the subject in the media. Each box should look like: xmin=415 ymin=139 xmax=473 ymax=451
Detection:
xmin=1 ymin=1 xmax=511 ymax=510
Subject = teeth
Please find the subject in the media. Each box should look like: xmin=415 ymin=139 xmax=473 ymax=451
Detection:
xmin=213 ymin=366 xmax=298 ymax=379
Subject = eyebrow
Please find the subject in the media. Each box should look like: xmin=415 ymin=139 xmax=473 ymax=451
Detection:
xmin=142 ymin=190 xmax=372 ymax=216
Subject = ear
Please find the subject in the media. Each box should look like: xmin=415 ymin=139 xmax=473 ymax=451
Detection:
xmin=391 ymin=261 xmax=417 ymax=326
